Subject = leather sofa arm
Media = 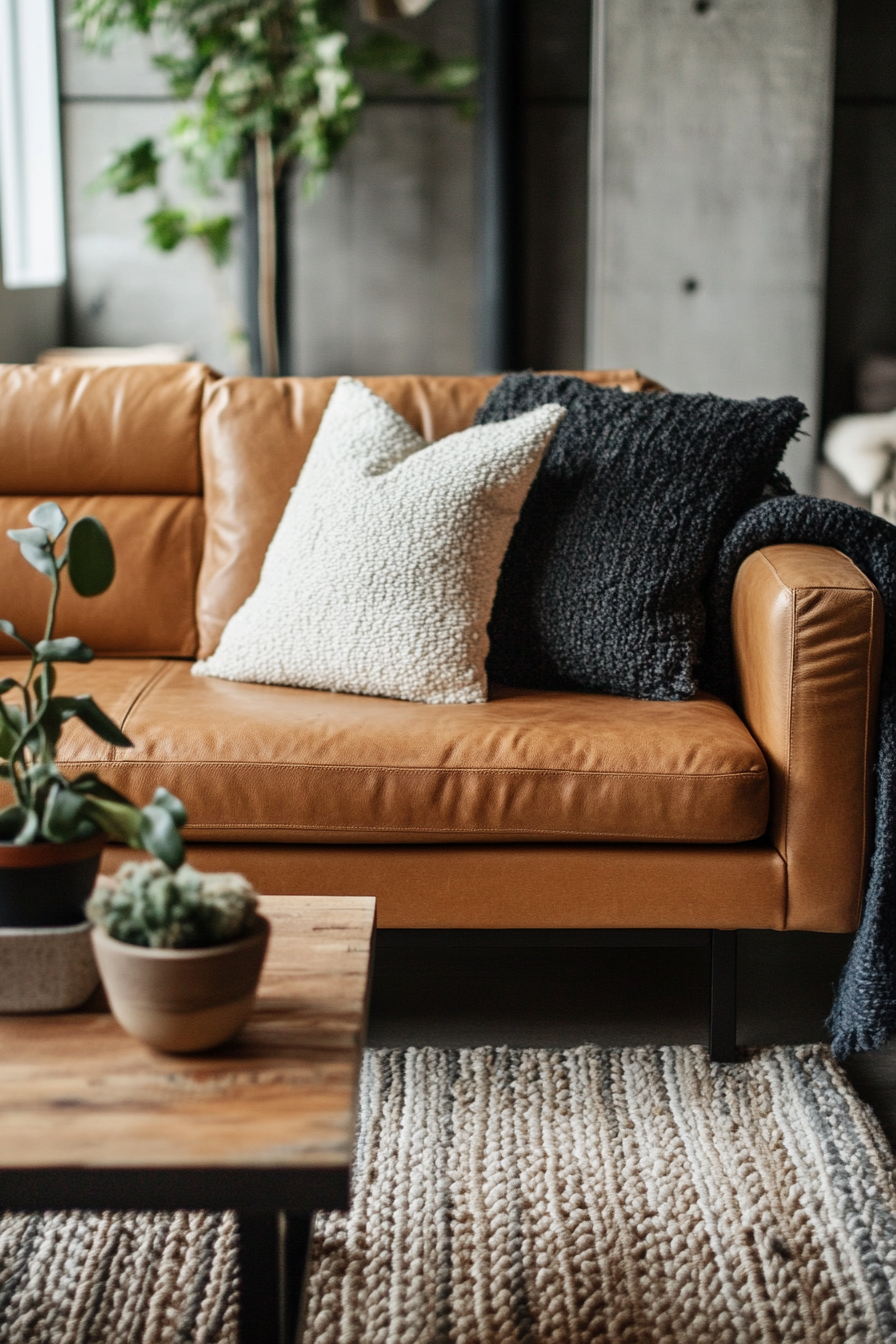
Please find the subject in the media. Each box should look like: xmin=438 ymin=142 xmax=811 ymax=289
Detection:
xmin=731 ymin=543 xmax=884 ymax=932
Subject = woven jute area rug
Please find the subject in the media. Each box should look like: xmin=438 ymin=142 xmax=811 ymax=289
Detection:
xmin=305 ymin=1044 xmax=896 ymax=1344
xmin=1 ymin=1045 xmax=895 ymax=1343
xmin=0 ymin=1208 xmax=238 ymax=1343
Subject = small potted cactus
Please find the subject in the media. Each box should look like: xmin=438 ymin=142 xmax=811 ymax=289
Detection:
xmin=88 ymin=861 xmax=269 ymax=1053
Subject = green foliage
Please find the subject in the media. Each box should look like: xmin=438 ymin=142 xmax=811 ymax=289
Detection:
xmin=67 ymin=517 xmax=116 ymax=597
xmin=146 ymin=208 xmax=233 ymax=263
xmin=145 ymin=206 xmax=189 ymax=251
xmin=0 ymin=504 xmax=186 ymax=869
xmin=70 ymin=0 xmax=478 ymax=255
xmin=87 ymin=860 xmax=259 ymax=948
xmin=190 ymin=215 xmax=234 ymax=265
xmin=352 ymin=30 xmax=476 ymax=93
xmin=94 ymin=138 xmax=161 ymax=195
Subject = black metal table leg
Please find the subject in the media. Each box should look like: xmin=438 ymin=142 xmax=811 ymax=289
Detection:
xmin=710 ymin=929 xmax=738 ymax=1062
xmin=238 ymin=1211 xmax=312 ymax=1344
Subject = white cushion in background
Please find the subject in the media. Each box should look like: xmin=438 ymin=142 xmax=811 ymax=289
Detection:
xmin=193 ymin=378 xmax=564 ymax=704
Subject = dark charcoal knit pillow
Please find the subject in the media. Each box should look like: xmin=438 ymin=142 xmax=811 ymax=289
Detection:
xmin=475 ymin=373 xmax=806 ymax=699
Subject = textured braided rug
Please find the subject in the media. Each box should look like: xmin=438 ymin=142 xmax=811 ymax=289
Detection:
xmin=1 ymin=1045 xmax=895 ymax=1343
xmin=304 ymin=1045 xmax=896 ymax=1344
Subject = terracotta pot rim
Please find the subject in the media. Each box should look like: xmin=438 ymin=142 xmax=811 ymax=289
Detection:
xmin=90 ymin=916 xmax=270 ymax=961
xmin=0 ymin=833 xmax=105 ymax=869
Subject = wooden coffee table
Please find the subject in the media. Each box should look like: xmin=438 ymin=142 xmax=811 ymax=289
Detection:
xmin=0 ymin=895 xmax=376 ymax=1344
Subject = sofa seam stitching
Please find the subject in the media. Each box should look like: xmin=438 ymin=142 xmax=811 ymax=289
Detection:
xmin=174 ymin=823 xmax=768 ymax=840
xmin=116 ymin=661 xmax=171 ymax=736
xmin=64 ymin=759 xmax=767 ymax=781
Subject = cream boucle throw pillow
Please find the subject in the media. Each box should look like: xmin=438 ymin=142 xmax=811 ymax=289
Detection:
xmin=193 ymin=378 xmax=565 ymax=703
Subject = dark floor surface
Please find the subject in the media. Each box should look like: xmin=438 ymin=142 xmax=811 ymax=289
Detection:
xmin=367 ymin=931 xmax=896 ymax=1148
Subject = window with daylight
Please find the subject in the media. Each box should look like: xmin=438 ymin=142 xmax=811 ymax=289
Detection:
xmin=0 ymin=0 xmax=65 ymax=288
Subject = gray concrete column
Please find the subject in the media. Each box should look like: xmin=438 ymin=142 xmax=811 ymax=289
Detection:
xmin=587 ymin=0 xmax=836 ymax=491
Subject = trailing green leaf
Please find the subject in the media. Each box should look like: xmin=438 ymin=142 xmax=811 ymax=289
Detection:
xmin=16 ymin=542 xmax=55 ymax=580
xmin=67 ymin=517 xmax=116 ymax=597
xmin=8 ymin=527 xmax=49 ymax=547
xmin=0 ymin=620 xmax=34 ymax=653
xmin=14 ymin=809 xmax=41 ymax=846
xmin=34 ymin=638 xmax=94 ymax=664
xmin=139 ymin=803 xmax=186 ymax=869
xmin=69 ymin=772 xmax=134 ymax=804
xmin=150 ymin=787 xmax=189 ymax=828
xmin=69 ymin=695 xmax=133 ymax=748
xmin=42 ymin=785 xmax=91 ymax=843
xmin=82 ymin=795 xmax=144 ymax=846
xmin=28 ymin=502 xmax=68 ymax=541
xmin=0 ymin=702 xmax=23 ymax=760
xmin=0 ymin=805 xmax=26 ymax=841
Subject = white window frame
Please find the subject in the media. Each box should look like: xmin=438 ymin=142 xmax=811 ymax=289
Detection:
xmin=0 ymin=0 xmax=66 ymax=288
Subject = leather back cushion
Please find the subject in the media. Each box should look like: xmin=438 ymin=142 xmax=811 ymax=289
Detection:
xmin=197 ymin=370 xmax=661 ymax=658
xmin=0 ymin=363 xmax=212 ymax=657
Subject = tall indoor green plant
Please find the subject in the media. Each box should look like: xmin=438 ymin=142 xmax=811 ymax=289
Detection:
xmin=70 ymin=1 xmax=477 ymax=375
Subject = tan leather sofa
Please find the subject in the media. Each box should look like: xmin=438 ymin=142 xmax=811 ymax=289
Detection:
xmin=0 ymin=363 xmax=884 ymax=1052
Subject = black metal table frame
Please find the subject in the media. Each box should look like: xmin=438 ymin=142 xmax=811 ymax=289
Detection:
xmin=0 ymin=1166 xmax=348 ymax=1344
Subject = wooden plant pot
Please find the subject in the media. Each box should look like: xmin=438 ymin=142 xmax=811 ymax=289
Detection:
xmin=0 ymin=835 xmax=105 ymax=928
xmin=91 ymin=918 xmax=271 ymax=1054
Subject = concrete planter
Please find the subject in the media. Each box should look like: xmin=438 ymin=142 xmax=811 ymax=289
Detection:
xmin=91 ymin=917 xmax=270 ymax=1054
xmin=0 ymin=922 xmax=99 ymax=1012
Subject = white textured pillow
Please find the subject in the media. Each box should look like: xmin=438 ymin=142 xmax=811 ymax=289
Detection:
xmin=193 ymin=378 xmax=565 ymax=704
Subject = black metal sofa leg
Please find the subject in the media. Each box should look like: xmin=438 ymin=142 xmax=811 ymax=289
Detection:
xmin=710 ymin=930 xmax=738 ymax=1062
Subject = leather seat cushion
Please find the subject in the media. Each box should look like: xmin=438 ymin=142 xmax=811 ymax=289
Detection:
xmin=2 ymin=659 xmax=770 ymax=845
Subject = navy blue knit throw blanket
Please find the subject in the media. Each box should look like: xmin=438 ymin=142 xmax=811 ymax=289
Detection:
xmin=703 ymin=495 xmax=896 ymax=1057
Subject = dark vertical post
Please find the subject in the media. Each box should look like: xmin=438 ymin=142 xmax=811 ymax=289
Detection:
xmin=476 ymin=0 xmax=524 ymax=373
xmin=243 ymin=154 xmax=292 ymax=377
xmin=280 ymin=1212 xmax=311 ymax=1344
xmin=243 ymin=150 xmax=262 ymax=377
xmin=709 ymin=930 xmax=738 ymax=1062
xmin=238 ymin=1211 xmax=278 ymax=1343
xmin=238 ymin=1211 xmax=311 ymax=1344
xmin=274 ymin=169 xmax=292 ymax=377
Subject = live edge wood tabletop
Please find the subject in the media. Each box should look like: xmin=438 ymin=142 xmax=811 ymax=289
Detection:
xmin=0 ymin=894 xmax=377 ymax=1344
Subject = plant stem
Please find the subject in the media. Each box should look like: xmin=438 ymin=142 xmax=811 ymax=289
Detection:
xmin=11 ymin=546 xmax=60 ymax=806
xmin=255 ymin=132 xmax=280 ymax=377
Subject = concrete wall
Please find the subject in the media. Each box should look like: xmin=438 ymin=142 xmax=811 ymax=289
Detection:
xmin=58 ymin=10 xmax=245 ymax=373
xmin=57 ymin=0 xmax=590 ymax=376
xmin=587 ymin=0 xmax=836 ymax=491
xmin=58 ymin=0 xmax=480 ymax=376
xmin=0 ymin=262 xmax=63 ymax=362
xmin=0 ymin=115 xmax=64 ymax=360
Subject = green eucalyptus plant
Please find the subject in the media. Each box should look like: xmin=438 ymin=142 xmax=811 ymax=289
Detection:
xmin=88 ymin=861 xmax=259 ymax=948
xmin=69 ymin=0 xmax=477 ymax=375
xmin=0 ymin=502 xmax=186 ymax=869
